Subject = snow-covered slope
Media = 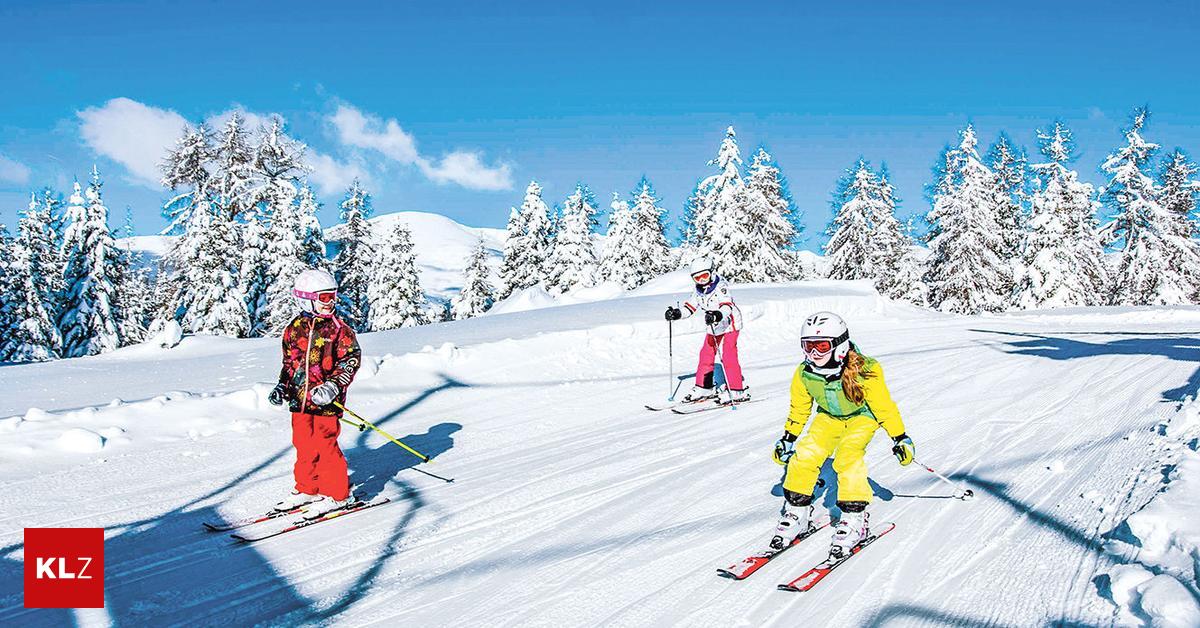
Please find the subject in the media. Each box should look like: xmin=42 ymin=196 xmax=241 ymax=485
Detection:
xmin=2 ymin=281 xmax=1199 ymax=626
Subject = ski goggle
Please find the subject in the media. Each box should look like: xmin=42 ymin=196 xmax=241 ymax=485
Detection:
xmin=691 ymin=270 xmax=712 ymax=284
xmin=801 ymin=338 xmax=833 ymax=355
xmin=294 ymin=289 xmax=337 ymax=303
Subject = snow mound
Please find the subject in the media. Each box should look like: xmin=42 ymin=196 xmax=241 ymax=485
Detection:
xmin=56 ymin=428 xmax=106 ymax=453
xmin=1100 ymin=391 xmax=1200 ymax=625
xmin=487 ymin=286 xmax=559 ymax=316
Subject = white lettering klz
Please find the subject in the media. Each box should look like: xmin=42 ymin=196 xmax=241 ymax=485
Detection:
xmin=34 ymin=557 xmax=93 ymax=579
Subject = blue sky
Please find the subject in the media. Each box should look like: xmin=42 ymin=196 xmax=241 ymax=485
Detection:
xmin=1 ymin=1 xmax=1198 ymax=249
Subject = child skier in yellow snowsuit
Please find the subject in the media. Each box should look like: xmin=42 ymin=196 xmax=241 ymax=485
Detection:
xmin=768 ymin=311 xmax=916 ymax=558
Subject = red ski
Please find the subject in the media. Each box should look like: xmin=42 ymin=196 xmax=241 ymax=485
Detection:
xmin=717 ymin=516 xmax=831 ymax=580
xmin=777 ymin=521 xmax=895 ymax=591
xmin=231 ymin=497 xmax=391 ymax=543
xmin=203 ymin=507 xmax=306 ymax=532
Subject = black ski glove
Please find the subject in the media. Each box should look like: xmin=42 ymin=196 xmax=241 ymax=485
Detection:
xmin=665 ymin=306 xmax=682 ymax=321
xmin=704 ymin=310 xmax=723 ymax=325
xmin=268 ymin=383 xmax=287 ymax=407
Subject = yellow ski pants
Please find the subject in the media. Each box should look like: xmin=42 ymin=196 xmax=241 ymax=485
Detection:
xmin=783 ymin=413 xmax=879 ymax=503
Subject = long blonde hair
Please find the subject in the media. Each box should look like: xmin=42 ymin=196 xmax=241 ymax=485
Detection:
xmin=841 ymin=348 xmax=874 ymax=404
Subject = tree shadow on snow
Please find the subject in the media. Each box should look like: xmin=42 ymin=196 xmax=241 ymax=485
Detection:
xmin=971 ymin=329 xmax=1200 ymax=403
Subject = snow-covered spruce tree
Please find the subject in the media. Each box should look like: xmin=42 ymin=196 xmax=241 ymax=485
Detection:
xmin=986 ymin=133 xmax=1030 ymax=264
xmin=1099 ymin=108 xmax=1200 ymax=305
xmin=238 ymin=208 xmax=271 ymax=336
xmin=37 ymin=188 xmax=67 ymax=290
xmin=0 ymin=225 xmax=18 ymax=361
xmin=333 ymin=179 xmax=375 ymax=330
xmin=367 ymin=220 xmax=427 ymax=330
xmin=113 ymin=208 xmax=150 ymax=345
xmin=599 ymin=180 xmax=673 ymax=289
xmin=263 ymin=193 xmax=312 ymax=333
xmin=451 ymin=237 xmax=495 ymax=320
xmin=1158 ymin=148 xmax=1199 ymax=239
xmin=745 ymin=147 xmax=799 ymax=280
xmin=8 ymin=201 xmax=65 ymax=360
xmin=498 ymin=180 xmax=554 ymax=299
xmin=176 ymin=199 xmax=250 ymax=337
xmin=1014 ymin=122 xmax=1108 ymax=309
xmin=213 ymin=112 xmax=256 ymax=221
xmin=296 ymin=183 xmax=328 ymax=269
xmin=161 ymin=123 xmax=214 ymax=234
xmin=684 ymin=126 xmax=745 ymax=265
xmin=251 ymin=117 xmax=310 ymax=333
xmin=545 ymin=184 xmax=600 ymax=294
xmin=59 ymin=166 xmax=123 ymax=356
xmin=923 ymin=125 xmax=1012 ymax=314
xmin=871 ymin=164 xmax=926 ymax=304
xmin=825 ymin=159 xmax=881 ymax=281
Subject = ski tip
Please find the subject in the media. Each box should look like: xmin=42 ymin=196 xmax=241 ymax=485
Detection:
xmin=777 ymin=584 xmax=800 ymax=592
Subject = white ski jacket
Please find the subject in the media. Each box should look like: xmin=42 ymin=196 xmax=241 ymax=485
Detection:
xmin=679 ymin=274 xmax=742 ymax=335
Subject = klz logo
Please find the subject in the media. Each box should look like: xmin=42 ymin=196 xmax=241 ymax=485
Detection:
xmin=24 ymin=528 xmax=104 ymax=608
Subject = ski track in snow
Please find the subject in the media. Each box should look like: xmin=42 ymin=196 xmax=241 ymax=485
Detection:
xmin=2 ymin=283 xmax=1199 ymax=627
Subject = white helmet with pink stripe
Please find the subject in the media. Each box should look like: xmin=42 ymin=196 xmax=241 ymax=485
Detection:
xmin=293 ymin=269 xmax=337 ymax=313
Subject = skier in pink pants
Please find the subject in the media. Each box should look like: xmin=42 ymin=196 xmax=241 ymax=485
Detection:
xmin=664 ymin=257 xmax=748 ymax=403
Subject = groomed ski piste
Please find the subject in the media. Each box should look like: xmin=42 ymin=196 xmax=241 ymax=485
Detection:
xmin=3 ymin=272 xmax=1200 ymax=627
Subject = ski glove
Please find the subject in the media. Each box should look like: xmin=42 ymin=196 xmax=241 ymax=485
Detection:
xmin=704 ymin=310 xmax=723 ymax=325
xmin=310 ymin=382 xmax=340 ymax=406
xmin=892 ymin=433 xmax=915 ymax=467
xmin=773 ymin=432 xmax=798 ymax=466
xmin=268 ymin=383 xmax=287 ymax=407
xmin=665 ymin=306 xmax=682 ymax=321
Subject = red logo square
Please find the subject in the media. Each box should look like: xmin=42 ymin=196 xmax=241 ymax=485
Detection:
xmin=24 ymin=528 xmax=105 ymax=608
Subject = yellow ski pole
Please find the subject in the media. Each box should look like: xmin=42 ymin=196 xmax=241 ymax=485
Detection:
xmin=334 ymin=401 xmax=432 ymax=463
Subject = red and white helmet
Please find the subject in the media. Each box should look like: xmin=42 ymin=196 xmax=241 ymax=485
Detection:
xmin=801 ymin=311 xmax=851 ymax=365
xmin=689 ymin=256 xmax=714 ymax=286
xmin=293 ymin=269 xmax=337 ymax=314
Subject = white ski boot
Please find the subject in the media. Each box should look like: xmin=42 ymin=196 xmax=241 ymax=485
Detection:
xmin=768 ymin=503 xmax=814 ymax=552
xmin=274 ymin=490 xmax=320 ymax=512
xmin=302 ymin=495 xmax=359 ymax=520
xmin=830 ymin=510 xmax=869 ymax=558
xmin=729 ymin=388 xmax=751 ymax=403
xmin=682 ymin=386 xmax=717 ymax=403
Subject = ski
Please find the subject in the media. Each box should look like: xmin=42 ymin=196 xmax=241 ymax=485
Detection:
xmin=644 ymin=397 xmax=718 ymax=412
xmin=230 ymin=497 xmax=392 ymax=543
xmin=203 ymin=507 xmax=306 ymax=532
xmin=717 ymin=516 xmax=831 ymax=580
xmin=202 ymin=491 xmax=366 ymax=532
xmin=671 ymin=396 xmax=765 ymax=414
xmin=776 ymin=521 xmax=896 ymax=592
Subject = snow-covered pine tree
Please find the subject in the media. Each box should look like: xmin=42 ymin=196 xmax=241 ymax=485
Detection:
xmin=825 ymin=159 xmax=881 ymax=281
xmin=599 ymin=180 xmax=673 ymax=289
xmin=263 ymin=193 xmax=311 ymax=333
xmin=296 ymin=183 xmax=328 ymax=269
xmin=238 ymin=208 xmax=271 ymax=336
xmin=38 ymin=188 xmax=67 ymax=292
xmin=213 ymin=112 xmax=256 ymax=221
xmin=113 ymin=208 xmax=150 ymax=345
xmin=59 ymin=166 xmax=122 ymax=356
xmin=161 ymin=123 xmax=214 ymax=234
xmin=545 ymin=184 xmax=600 ymax=294
xmin=986 ymin=133 xmax=1030 ymax=261
xmin=367 ymin=220 xmax=427 ymax=330
xmin=1157 ymin=148 xmax=1200 ymax=239
xmin=1014 ymin=122 xmax=1108 ymax=309
xmin=871 ymin=164 xmax=926 ymax=304
xmin=745 ymin=147 xmax=799 ymax=280
xmin=683 ymin=126 xmax=745 ymax=268
xmin=333 ymin=179 xmax=375 ymax=329
xmin=1099 ymin=108 xmax=1200 ymax=305
xmin=451 ymin=236 xmax=495 ymax=320
xmin=176 ymin=198 xmax=250 ymax=337
xmin=0 ymin=225 xmax=17 ymax=361
xmin=8 ymin=200 xmax=65 ymax=360
xmin=498 ymin=180 xmax=553 ymax=299
xmin=923 ymin=125 xmax=1012 ymax=314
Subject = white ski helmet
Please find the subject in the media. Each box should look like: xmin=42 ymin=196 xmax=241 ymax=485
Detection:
xmin=689 ymin=256 xmax=714 ymax=285
xmin=293 ymin=269 xmax=337 ymax=313
xmin=801 ymin=311 xmax=851 ymax=365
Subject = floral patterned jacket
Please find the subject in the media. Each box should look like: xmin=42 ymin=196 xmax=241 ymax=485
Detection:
xmin=277 ymin=313 xmax=361 ymax=417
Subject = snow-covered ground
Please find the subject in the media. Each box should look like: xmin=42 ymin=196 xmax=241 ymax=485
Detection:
xmin=2 ymin=279 xmax=1200 ymax=626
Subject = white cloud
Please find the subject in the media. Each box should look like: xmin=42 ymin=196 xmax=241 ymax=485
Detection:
xmin=206 ymin=106 xmax=281 ymax=134
xmin=78 ymin=98 xmax=189 ymax=188
xmin=0 ymin=153 xmax=31 ymax=185
xmin=306 ymin=151 xmax=370 ymax=196
xmin=329 ymin=103 xmax=512 ymax=191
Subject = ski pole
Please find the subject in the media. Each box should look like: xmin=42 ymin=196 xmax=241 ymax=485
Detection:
xmin=334 ymin=401 xmax=432 ymax=463
xmin=668 ymin=313 xmax=674 ymax=399
xmin=709 ymin=323 xmax=736 ymax=409
xmin=911 ymin=457 xmax=974 ymax=500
